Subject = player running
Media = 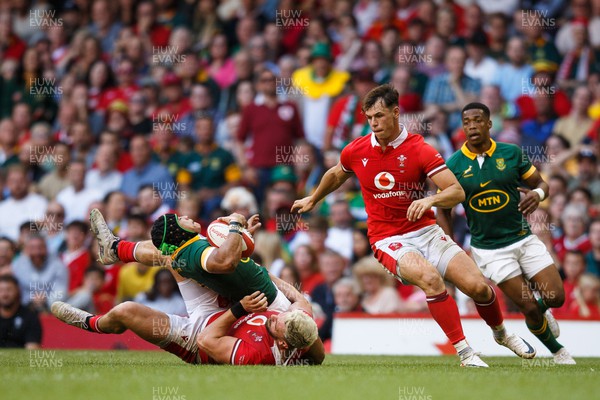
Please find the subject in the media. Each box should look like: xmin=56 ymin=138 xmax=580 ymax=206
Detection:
xmin=292 ymin=84 xmax=535 ymax=367
xmin=437 ymin=102 xmax=575 ymax=365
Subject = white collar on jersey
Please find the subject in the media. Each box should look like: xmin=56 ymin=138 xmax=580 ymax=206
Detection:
xmin=370 ymin=124 xmax=408 ymax=148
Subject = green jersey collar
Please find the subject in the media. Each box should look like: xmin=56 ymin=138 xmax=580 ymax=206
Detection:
xmin=461 ymin=139 xmax=497 ymax=160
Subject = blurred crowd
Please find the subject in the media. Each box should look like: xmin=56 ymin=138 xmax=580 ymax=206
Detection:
xmin=1 ymin=0 xmax=600 ymax=348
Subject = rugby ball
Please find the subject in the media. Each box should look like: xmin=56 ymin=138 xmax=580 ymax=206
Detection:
xmin=206 ymin=220 xmax=255 ymax=258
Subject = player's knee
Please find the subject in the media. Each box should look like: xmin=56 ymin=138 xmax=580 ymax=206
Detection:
xmin=466 ymin=281 xmax=491 ymax=303
xmin=419 ymin=270 xmax=445 ymax=293
xmin=111 ymin=301 xmax=137 ymax=322
xmin=544 ymin=287 xmax=565 ymax=308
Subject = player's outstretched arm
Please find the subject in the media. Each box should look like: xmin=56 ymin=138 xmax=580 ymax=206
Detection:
xmin=518 ymin=169 xmax=549 ymax=217
xmin=197 ymin=292 xmax=268 ymax=364
xmin=203 ymin=213 xmax=246 ymax=274
xmin=407 ymin=169 xmax=465 ymax=221
xmin=291 ymin=162 xmax=352 ymax=214
xmin=268 ymin=273 xmax=312 ymax=314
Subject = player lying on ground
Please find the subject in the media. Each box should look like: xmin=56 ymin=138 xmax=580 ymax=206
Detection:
xmin=52 ymin=278 xmax=322 ymax=365
xmin=53 ymin=208 xmax=324 ymax=364
xmin=292 ymin=84 xmax=536 ymax=367
xmin=437 ymin=102 xmax=574 ymax=365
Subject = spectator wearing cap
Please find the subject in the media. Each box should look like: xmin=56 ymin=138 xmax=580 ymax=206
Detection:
xmin=292 ymin=42 xmax=350 ymax=150
xmin=120 ymin=135 xmax=176 ymax=208
xmin=56 ymin=159 xmax=103 ymax=224
xmin=237 ymin=68 xmax=304 ymax=200
xmin=464 ymin=33 xmax=498 ymax=86
xmin=13 ymin=234 xmax=68 ymax=312
xmin=0 ymin=275 xmax=42 ymax=349
xmin=354 ymin=256 xmax=402 ymax=314
xmin=324 ymin=69 xmax=376 ymax=151
xmin=156 ymin=72 xmax=191 ymax=121
xmin=553 ymin=85 xmax=593 ymax=147
xmin=424 ymin=46 xmax=481 ymax=131
xmin=0 ymin=165 xmax=47 ymax=241
xmin=557 ymin=19 xmax=600 ymax=91
xmin=568 ymin=149 xmax=600 ymax=202
xmin=515 ymin=60 xmax=572 ymax=121
xmin=105 ymin=100 xmax=134 ymax=140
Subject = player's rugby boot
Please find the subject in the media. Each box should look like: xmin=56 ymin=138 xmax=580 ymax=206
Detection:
xmin=51 ymin=301 xmax=93 ymax=330
xmin=553 ymin=348 xmax=576 ymax=365
xmin=495 ymin=333 xmax=536 ymax=359
xmin=90 ymin=208 xmax=120 ymax=264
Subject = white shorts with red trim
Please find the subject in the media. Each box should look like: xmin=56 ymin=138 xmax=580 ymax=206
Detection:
xmin=470 ymin=235 xmax=554 ymax=284
xmin=161 ymin=279 xmax=228 ymax=364
xmin=372 ymin=224 xmax=462 ymax=279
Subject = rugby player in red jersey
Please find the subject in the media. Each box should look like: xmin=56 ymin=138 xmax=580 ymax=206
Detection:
xmin=52 ymin=271 xmax=322 ymax=366
xmin=292 ymin=84 xmax=535 ymax=367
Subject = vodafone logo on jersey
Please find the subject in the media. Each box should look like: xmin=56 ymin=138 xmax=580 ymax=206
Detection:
xmin=374 ymin=172 xmax=395 ymax=190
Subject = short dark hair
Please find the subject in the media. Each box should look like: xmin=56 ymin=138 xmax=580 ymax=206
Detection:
xmin=362 ymin=84 xmax=399 ymax=112
xmin=150 ymin=214 xmax=197 ymax=255
xmin=66 ymin=220 xmax=88 ymax=234
xmin=568 ymin=186 xmax=593 ymax=203
xmin=462 ymin=102 xmax=490 ymax=119
xmin=85 ymin=265 xmax=106 ymax=279
xmin=0 ymin=274 xmax=19 ymax=287
xmin=565 ymin=249 xmax=585 ymax=261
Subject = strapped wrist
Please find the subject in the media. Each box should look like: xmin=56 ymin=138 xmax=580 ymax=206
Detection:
xmin=230 ymin=301 xmax=249 ymax=319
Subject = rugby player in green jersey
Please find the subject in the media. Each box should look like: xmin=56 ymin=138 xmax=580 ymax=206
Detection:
xmin=66 ymin=208 xmax=324 ymax=364
xmin=438 ymin=102 xmax=575 ymax=364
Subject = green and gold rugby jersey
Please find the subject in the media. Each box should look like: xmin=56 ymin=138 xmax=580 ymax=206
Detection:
xmin=446 ymin=139 xmax=536 ymax=250
xmin=170 ymin=236 xmax=278 ymax=304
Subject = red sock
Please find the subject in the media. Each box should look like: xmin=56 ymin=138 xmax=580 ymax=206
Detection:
xmin=427 ymin=290 xmax=465 ymax=344
xmin=117 ymin=241 xmax=137 ymax=263
xmin=474 ymin=285 xmax=504 ymax=327
xmin=87 ymin=315 xmax=106 ymax=333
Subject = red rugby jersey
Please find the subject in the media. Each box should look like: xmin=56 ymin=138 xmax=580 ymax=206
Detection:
xmin=340 ymin=127 xmax=446 ymax=244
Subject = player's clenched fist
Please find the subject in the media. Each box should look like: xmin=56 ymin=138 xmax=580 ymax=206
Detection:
xmin=406 ymin=197 xmax=434 ymax=222
xmin=291 ymin=197 xmax=315 ymax=214
xmin=240 ymin=291 xmax=269 ymax=313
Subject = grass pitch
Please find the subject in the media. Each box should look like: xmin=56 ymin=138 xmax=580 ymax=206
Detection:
xmin=1 ymin=350 xmax=598 ymax=400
